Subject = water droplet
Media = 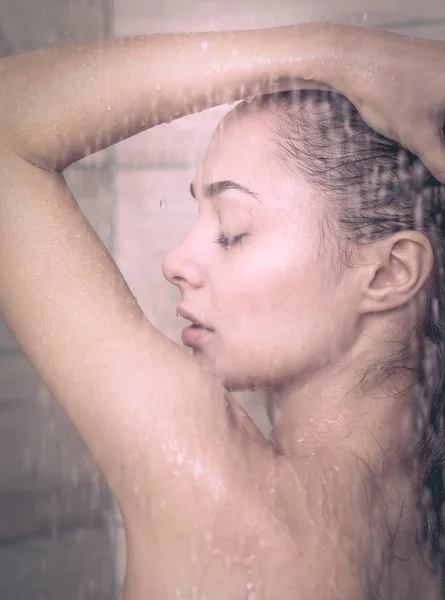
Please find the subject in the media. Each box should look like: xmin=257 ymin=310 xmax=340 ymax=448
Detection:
xmin=96 ymin=93 xmax=101 ymax=100
xmin=363 ymin=12 xmax=368 ymax=22
xmin=245 ymin=95 xmax=254 ymax=103
xmin=302 ymin=73 xmax=314 ymax=81
xmin=160 ymin=199 xmax=167 ymax=210
xmin=156 ymin=83 xmax=163 ymax=92
xmin=201 ymin=41 xmax=208 ymax=51
xmin=106 ymin=101 xmax=112 ymax=111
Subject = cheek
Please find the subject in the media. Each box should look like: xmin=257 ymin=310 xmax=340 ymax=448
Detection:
xmin=214 ymin=234 xmax=328 ymax=333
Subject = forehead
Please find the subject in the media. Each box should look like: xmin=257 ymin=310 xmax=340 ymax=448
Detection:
xmin=192 ymin=105 xmax=321 ymax=229
xmin=195 ymin=108 xmax=280 ymax=196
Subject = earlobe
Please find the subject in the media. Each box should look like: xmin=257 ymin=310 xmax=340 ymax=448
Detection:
xmin=360 ymin=231 xmax=434 ymax=314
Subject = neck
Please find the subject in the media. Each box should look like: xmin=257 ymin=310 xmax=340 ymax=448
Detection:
xmin=267 ymin=359 xmax=429 ymax=575
xmin=264 ymin=350 xmax=444 ymax=598
xmin=267 ymin=358 xmax=417 ymax=468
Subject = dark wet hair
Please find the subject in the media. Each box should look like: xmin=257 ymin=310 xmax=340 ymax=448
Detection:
xmin=254 ymin=90 xmax=445 ymax=589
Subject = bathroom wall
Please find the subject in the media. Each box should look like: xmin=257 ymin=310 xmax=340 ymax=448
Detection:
xmin=1 ymin=0 xmax=445 ymax=598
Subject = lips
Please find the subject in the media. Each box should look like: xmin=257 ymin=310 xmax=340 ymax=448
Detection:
xmin=177 ymin=306 xmax=213 ymax=347
xmin=176 ymin=306 xmax=213 ymax=331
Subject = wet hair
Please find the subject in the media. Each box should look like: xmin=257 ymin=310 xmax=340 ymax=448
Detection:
xmin=252 ymin=90 xmax=445 ymax=589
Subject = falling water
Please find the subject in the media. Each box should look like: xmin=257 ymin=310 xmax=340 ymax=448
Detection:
xmin=2 ymin=1 xmax=445 ymax=600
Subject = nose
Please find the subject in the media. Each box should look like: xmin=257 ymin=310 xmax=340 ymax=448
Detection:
xmin=161 ymin=227 xmax=205 ymax=290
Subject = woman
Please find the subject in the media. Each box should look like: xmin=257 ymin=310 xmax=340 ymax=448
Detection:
xmin=0 ymin=21 xmax=445 ymax=600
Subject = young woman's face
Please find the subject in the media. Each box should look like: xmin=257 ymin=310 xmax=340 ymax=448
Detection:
xmin=162 ymin=108 xmax=356 ymax=391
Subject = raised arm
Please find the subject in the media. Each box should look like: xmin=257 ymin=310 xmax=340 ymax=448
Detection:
xmin=0 ymin=25 xmax=335 ymax=515
xmin=0 ymin=25 xmax=331 ymax=170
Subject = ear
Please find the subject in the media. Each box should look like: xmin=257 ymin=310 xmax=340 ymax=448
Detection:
xmin=358 ymin=231 xmax=434 ymax=314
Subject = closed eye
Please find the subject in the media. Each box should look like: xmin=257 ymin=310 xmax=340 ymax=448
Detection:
xmin=214 ymin=232 xmax=245 ymax=249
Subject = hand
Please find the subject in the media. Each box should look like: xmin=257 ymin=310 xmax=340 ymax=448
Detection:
xmin=325 ymin=26 xmax=445 ymax=182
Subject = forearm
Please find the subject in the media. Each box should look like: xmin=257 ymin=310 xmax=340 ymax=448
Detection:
xmin=0 ymin=23 xmax=343 ymax=171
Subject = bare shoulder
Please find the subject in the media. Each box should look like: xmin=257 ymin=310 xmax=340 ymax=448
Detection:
xmin=118 ymin=424 xmax=379 ymax=600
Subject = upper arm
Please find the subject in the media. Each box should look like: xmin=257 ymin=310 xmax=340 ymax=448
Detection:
xmin=0 ymin=145 xmax=256 ymax=513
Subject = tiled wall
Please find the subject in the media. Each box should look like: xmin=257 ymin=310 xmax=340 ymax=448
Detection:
xmin=2 ymin=0 xmax=445 ymax=598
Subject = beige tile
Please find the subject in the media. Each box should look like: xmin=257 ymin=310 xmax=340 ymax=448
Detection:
xmin=114 ymin=167 xmax=196 ymax=339
xmin=114 ymin=104 xmax=230 ymax=168
xmin=0 ymin=0 xmax=109 ymax=55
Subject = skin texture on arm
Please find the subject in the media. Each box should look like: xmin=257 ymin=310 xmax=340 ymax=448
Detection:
xmin=3 ymin=24 xmax=445 ymax=176
xmin=0 ymin=26 xmax=332 ymax=170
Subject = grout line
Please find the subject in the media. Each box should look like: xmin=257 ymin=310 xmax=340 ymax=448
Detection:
xmin=0 ymin=515 xmax=119 ymax=547
xmin=0 ymin=347 xmax=23 ymax=357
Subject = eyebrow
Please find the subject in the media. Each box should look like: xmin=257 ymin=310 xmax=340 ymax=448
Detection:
xmin=189 ymin=180 xmax=260 ymax=202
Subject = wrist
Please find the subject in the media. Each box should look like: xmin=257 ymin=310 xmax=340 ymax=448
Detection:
xmin=233 ymin=22 xmax=370 ymax=100
xmin=306 ymin=23 xmax=373 ymax=94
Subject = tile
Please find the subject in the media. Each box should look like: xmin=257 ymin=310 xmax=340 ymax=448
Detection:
xmin=0 ymin=0 xmax=109 ymax=55
xmin=0 ymin=323 xmax=17 ymax=353
xmin=114 ymin=167 xmax=196 ymax=342
xmin=114 ymin=105 xmax=230 ymax=169
xmin=0 ymin=353 xmax=114 ymax=541
xmin=114 ymin=0 xmax=445 ymax=37
xmin=0 ymin=483 xmax=113 ymax=541
xmin=0 ymin=354 xmax=108 ymax=491
xmin=0 ymin=527 xmax=115 ymax=600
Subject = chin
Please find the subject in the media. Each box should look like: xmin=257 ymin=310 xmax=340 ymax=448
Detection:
xmin=213 ymin=366 xmax=269 ymax=393
xmin=192 ymin=346 xmax=277 ymax=390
